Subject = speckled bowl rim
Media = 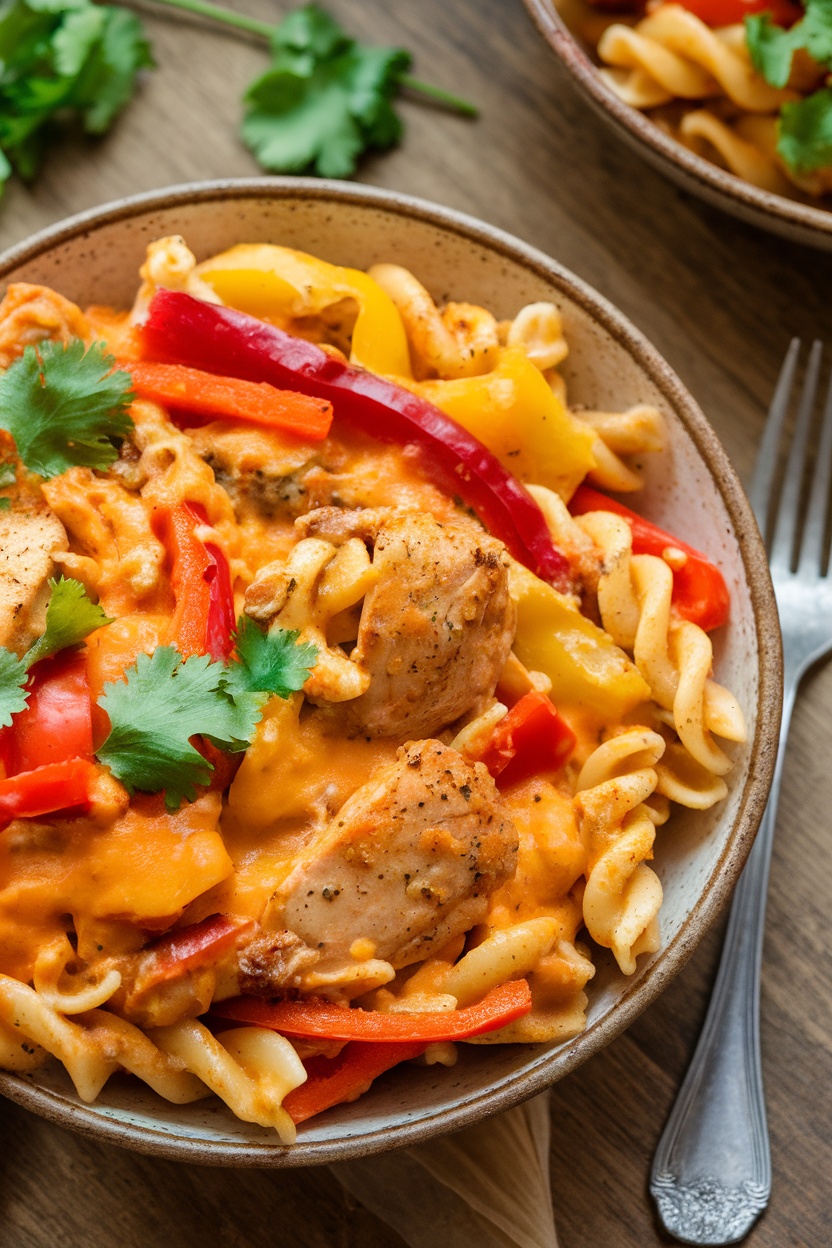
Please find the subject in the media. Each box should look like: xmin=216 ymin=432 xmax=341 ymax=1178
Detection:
xmin=0 ymin=178 xmax=782 ymax=1166
xmin=523 ymin=0 xmax=832 ymax=249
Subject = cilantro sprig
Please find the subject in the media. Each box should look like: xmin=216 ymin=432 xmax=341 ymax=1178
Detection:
xmin=0 ymin=0 xmax=153 ymax=194
xmin=94 ymin=621 xmax=317 ymax=809
xmin=0 ymin=576 xmax=111 ymax=727
xmin=746 ymin=0 xmax=832 ymax=174
xmin=147 ymin=1 xmax=477 ymax=177
xmin=0 ymin=339 xmax=134 ymax=480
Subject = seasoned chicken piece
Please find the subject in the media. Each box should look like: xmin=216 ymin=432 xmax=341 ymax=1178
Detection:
xmin=340 ymin=510 xmax=515 ymax=738
xmin=0 ymin=506 xmax=67 ymax=652
xmin=188 ymin=420 xmax=320 ymax=518
xmin=262 ymin=740 xmax=518 ymax=998
xmin=0 ymin=284 xmax=89 ymax=369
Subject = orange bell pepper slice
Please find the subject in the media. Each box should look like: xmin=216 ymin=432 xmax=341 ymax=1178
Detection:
xmin=0 ymin=758 xmax=98 ymax=829
xmin=213 ymin=978 xmax=532 ymax=1042
xmin=155 ymin=501 xmax=235 ymax=661
xmin=125 ymin=360 xmax=333 ymax=441
xmin=283 ymin=1040 xmax=428 ymax=1125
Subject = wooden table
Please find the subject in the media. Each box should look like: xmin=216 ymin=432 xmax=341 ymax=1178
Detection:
xmin=0 ymin=1 xmax=829 ymax=1244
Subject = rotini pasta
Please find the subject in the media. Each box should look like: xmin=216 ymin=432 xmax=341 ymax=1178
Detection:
xmin=576 ymin=0 xmax=832 ymax=200
xmin=0 ymin=238 xmax=744 ymax=1136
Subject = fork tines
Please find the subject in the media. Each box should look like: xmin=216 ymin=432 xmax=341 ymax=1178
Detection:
xmin=750 ymin=340 xmax=832 ymax=576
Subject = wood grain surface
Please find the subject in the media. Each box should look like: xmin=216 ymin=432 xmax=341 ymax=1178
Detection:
xmin=0 ymin=1 xmax=829 ymax=1245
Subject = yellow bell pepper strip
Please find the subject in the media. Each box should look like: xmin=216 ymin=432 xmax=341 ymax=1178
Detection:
xmin=283 ymin=1040 xmax=428 ymax=1125
xmin=212 ymin=979 xmax=532 ymax=1041
xmin=511 ymin=562 xmax=650 ymax=718
xmin=417 ymin=347 xmax=596 ymax=500
xmin=195 ymin=244 xmax=413 ymax=377
xmin=124 ymin=361 xmax=333 ymax=441
xmin=142 ymin=291 xmax=572 ymax=587
xmin=570 ymin=485 xmax=730 ymax=632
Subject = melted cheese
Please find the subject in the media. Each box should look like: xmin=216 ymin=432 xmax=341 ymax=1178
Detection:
xmin=0 ymin=793 xmax=232 ymax=981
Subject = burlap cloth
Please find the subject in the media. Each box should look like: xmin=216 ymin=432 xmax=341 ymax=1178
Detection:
xmin=330 ymin=1093 xmax=558 ymax=1247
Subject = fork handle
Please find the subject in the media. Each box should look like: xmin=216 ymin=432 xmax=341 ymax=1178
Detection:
xmin=650 ymin=686 xmax=796 ymax=1245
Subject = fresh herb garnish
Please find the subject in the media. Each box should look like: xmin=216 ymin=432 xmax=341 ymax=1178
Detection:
xmin=0 ymin=461 xmax=14 ymax=510
xmin=0 ymin=339 xmax=134 ymax=479
xmin=746 ymin=0 xmax=832 ymax=173
xmin=27 ymin=575 xmax=113 ymax=666
xmin=146 ymin=0 xmax=477 ymax=177
xmin=95 ymin=624 xmax=317 ymax=808
xmin=0 ymin=576 xmax=111 ymax=727
xmin=227 ymin=616 xmax=319 ymax=702
xmin=96 ymin=646 xmax=257 ymax=809
xmin=0 ymin=0 xmax=153 ymax=193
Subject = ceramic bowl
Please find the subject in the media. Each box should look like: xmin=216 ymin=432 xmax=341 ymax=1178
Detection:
xmin=524 ymin=0 xmax=832 ymax=251
xmin=0 ymin=179 xmax=781 ymax=1165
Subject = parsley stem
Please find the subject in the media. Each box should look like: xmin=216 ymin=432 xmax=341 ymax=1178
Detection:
xmin=148 ymin=0 xmax=273 ymax=40
xmin=399 ymin=74 xmax=478 ymax=118
xmin=145 ymin=0 xmax=478 ymax=117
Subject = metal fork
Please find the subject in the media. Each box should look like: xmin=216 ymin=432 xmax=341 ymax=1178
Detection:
xmin=651 ymin=340 xmax=832 ymax=1245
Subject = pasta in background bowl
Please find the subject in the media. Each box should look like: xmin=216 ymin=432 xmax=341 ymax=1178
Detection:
xmin=525 ymin=0 xmax=832 ymax=249
xmin=0 ymin=180 xmax=779 ymax=1165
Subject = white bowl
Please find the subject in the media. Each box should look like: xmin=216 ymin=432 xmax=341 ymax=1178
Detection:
xmin=0 ymin=179 xmax=781 ymax=1165
xmin=524 ymin=0 xmax=832 ymax=251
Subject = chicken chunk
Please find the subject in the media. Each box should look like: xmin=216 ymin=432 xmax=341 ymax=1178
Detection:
xmin=0 ymin=284 xmax=89 ymax=369
xmin=340 ymin=510 xmax=515 ymax=738
xmin=260 ymin=740 xmax=518 ymax=998
xmin=187 ymin=420 xmax=320 ymax=519
xmin=0 ymin=506 xmax=67 ymax=652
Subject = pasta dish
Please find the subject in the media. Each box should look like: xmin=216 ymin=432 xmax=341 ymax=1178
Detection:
xmin=565 ymin=0 xmax=832 ymax=200
xmin=0 ymin=238 xmax=745 ymax=1141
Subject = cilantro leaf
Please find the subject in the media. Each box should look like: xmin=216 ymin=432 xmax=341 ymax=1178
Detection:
xmin=241 ymin=4 xmax=411 ymax=177
xmin=96 ymin=647 xmax=255 ymax=809
xmin=0 ymin=338 xmax=134 ymax=479
xmin=747 ymin=0 xmax=832 ymax=87
xmin=0 ymin=0 xmax=153 ymax=191
xmin=746 ymin=13 xmax=802 ymax=87
xmin=228 ymin=617 xmax=318 ymax=700
xmin=26 ymin=575 xmax=111 ymax=666
xmin=0 ymin=648 xmax=31 ymax=728
xmin=778 ymin=86 xmax=832 ymax=172
xmin=0 ymin=576 xmax=106 ymax=725
xmin=0 ymin=461 xmax=14 ymax=510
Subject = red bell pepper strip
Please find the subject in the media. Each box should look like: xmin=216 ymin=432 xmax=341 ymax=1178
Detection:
xmin=283 ymin=1041 xmax=429 ymax=1125
xmin=137 ymin=915 xmax=251 ymax=988
xmin=142 ymin=290 xmax=571 ymax=589
xmin=569 ymin=484 xmax=730 ymax=632
xmin=123 ymin=361 xmax=333 ymax=441
xmin=471 ymin=691 xmax=576 ymax=788
xmin=155 ymin=501 xmax=235 ymax=661
xmin=213 ymin=978 xmax=532 ymax=1042
xmin=672 ymin=0 xmax=802 ymax=26
xmin=0 ymin=652 xmax=94 ymax=776
xmin=0 ymin=758 xmax=98 ymax=830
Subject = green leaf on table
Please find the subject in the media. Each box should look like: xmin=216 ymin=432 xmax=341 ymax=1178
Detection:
xmin=0 ymin=338 xmax=134 ymax=479
xmin=241 ymin=3 xmax=411 ymax=177
xmin=0 ymin=0 xmax=153 ymax=191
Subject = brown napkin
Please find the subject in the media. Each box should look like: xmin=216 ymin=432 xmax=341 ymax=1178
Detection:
xmin=330 ymin=1094 xmax=558 ymax=1248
